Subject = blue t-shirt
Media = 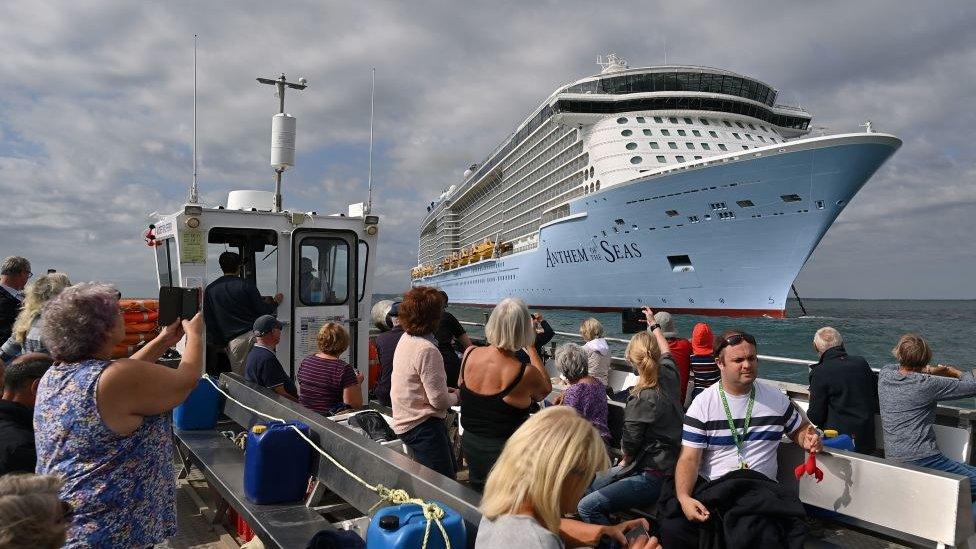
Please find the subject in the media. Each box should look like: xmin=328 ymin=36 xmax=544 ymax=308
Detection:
xmin=245 ymin=346 xmax=297 ymax=397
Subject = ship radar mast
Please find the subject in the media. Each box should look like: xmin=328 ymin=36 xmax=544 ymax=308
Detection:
xmin=597 ymin=53 xmax=629 ymax=74
xmin=257 ymin=73 xmax=308 ymax=212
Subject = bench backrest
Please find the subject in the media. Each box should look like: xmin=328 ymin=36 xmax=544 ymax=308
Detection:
xmin=777 ymin=442 xmax=974 ymax=547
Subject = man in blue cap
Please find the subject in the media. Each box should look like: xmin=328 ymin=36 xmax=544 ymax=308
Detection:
xmin=244 ymin=315 xmax=297 ymax=401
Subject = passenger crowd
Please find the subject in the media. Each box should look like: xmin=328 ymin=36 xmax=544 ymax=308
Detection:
xmin=0 ymin=251 xmax=972 ymax=548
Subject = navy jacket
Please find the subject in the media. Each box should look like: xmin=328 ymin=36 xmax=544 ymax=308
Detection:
xmin=808 ymin=346 xmax=879 ymax=451
xmin=0 ymin=287 xmax=20 ymax=345
xmin=203 ymin=275 xmax=277 ymax=345
xmin=372 ymin=326 xmax=405 ymax=407
xmin=0 ymin=400 xmax=35 ymax=475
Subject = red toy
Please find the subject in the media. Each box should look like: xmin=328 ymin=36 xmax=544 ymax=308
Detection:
xmin=794 ymin=450 xmax=823 ymax=482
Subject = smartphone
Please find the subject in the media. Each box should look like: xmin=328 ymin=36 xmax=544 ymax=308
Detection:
xmin=625 ymin=524 xmax=649 ymax=543
xmin=621 ymin=308 xmax=646 ymax=334
xmin=158 ymin=287 xmax=200 ymax=326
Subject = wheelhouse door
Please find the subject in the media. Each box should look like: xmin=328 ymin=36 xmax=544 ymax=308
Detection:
xmin=290 ymin=230 xmax=359 ymax=377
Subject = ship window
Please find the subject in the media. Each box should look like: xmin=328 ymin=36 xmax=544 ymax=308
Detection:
xmin=699 ymin=118 xmax=709 ymax=125
xmin=617 ymin=117 xmax=628 ymax=124
xmin=677 ymin=129 xmax=687 ymax=136
xmin=650 ymin=142 xmax=660 ymax=149
xmin=676 ymin=156 xmax=686 ymax=162
xmin=710 ymin=202 xmax=727 ymax=210
xmin=748 ymin=123 xmax=756 ymax=130
xmin=736 ymin=122 xmax=745 ymax=128
xmin=723 ymin=120 xmax=732 ymax=127
xmin=668 ymin=142 xmax=677 ymax=149
xmin=667 ymin=255 xmax=694 ymax=272
xmin=660 ymin=129 xmax=671 ymax=136
xmin=656 ymin=156 xmax=667 ymax=163
xmin=630 ymin=156 xmax=643 ymax=165
xmin=688 ymin=215 xmax=700 ymax=223
xmin=590 ymin=167 xmax=595 ymax=177
xmin=692 ymin=130 xmax=701 ymax=137
xmin=770 ymin=137 xmax=777 ymax=143
xmin=643 ymin=129 xmax=652 ymax=136
xmin=758 ymin=135 xmax=766 ymax=142
xmin=694 ymin=156 xmax=702 ymax=160
xmin=584 ymin=169 xmax=588 ymax=180
xmin=155 ymin=238 xmax=174 ymax=288
xmin=615 ymin=218 xmax=626 ymax=225
xmin=732 ymin=133 xmax=741 ymax=139
xmin=666 ymin=210 xmax=679 ymax=217
xmin=636 ymin=116 xmax=646 ymax=123
xmin=746 ymin=134 xmax=754 ymax=141
xmin=621 ymin=129 xmax=633 ymax=136
xmin=816 ymin=200 xmax=825 ymax=209
xmin=626 ymin=142 xmax=638 ymax=150
xmin=686 ymin=142 xmax=694 ymax=149
xmin=736 ymin=200 xmax=755 ymax=207
xmin=760 ymin=125 xmax=767 ymax=131
xmin=653 ymin=116 xmax=663 ymax=123
xmin=709 ymin=131 xmax=718 ymax=137
xmin=590 ymin=183 xmax=595 ymax=192
xmin=595 ymin=181 xmax=600 ymax=190
xmin=684 ymin=117 xmax=693 ymax=124
xmin=718 ymin=144 xmax=728 ymax=151
xmin=669 ymin=117 xmax=678 ymax=123
xmin=701 ymin=143 xmax=710 ymax=150
xmin=781 ymin=194 xmax=802 ymax=202
xmin=742 ymin=145 xmax=749 ymax=150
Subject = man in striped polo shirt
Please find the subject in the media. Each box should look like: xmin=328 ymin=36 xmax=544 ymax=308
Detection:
xmin=661 ymin=329 xmax=822 ymax=548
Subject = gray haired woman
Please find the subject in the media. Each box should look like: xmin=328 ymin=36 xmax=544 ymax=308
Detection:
xmin=555 ymin=343 xmax=612 ymax=445
xmin=33 ymin=283 xmax=203 ymax=548
xmin=0 ymin=474 xmax=68 ymax=549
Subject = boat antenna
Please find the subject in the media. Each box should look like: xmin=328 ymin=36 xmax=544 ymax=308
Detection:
xmin=257 ymin=73 xmax=307 ymax=212
xmin=189 ymin=34 xmax=199 ymax=204
xmin=366 ymin=67 xmax=375 ymax=214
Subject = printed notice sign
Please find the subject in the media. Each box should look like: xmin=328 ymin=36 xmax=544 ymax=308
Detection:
xmin=179 ymin=230 xmax=206 ymax=264
xmin=297 ymin=314 xmax=350 ymax=363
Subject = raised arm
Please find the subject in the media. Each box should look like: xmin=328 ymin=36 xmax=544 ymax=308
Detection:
xmin=98 ymin=313 xmax=205 ymax=433
xmin=925 ymin=366 xmax=976 ymax=401
xmin=641 ymin=307 xmax=670 ymax=352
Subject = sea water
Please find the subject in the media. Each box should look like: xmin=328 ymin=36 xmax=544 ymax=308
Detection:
xmin=375 ymin=296 xmax=975 ymax=406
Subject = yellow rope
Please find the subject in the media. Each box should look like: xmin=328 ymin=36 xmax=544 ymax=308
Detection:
xmin=201 ymin=375 xmax=452 ymax=549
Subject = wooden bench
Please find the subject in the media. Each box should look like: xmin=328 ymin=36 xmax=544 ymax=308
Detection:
xmin=174 ymin=428 xmax=332 ymax=548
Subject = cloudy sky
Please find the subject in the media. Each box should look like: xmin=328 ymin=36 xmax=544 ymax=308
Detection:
xmin=1 ymin=1 xmax=973 ymax=300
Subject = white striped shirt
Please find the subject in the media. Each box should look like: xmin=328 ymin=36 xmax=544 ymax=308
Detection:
xmin=682 ymin=380 xmax=802 ymax=481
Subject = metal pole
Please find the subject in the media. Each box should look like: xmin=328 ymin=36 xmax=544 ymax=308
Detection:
xmin=273 ymin=169 xmax=283 ymax=212
xmin=277 ymin=78 xmax=285 ymax=114
xmin=189 ymin=34 xmax=199 ymax=204
xmin=366 ymin=68 xmax=375 ymax=214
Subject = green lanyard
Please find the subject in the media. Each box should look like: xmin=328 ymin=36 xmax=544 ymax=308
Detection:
xmin=718 ymin=384 xmax=755 ymax=469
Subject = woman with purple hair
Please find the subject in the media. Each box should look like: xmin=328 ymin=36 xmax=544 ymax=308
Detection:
xmin=33 ymin=283 xmax=203 ymax=548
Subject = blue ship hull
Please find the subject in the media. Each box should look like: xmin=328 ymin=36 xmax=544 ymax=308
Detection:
xmin=416 ymin=134 xmax=900 ymax=317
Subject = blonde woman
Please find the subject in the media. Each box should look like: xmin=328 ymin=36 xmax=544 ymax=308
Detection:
xmin=478 ymin=406 xmax=657 ymax=548
xmin=0 ymin=272 xmax=71 ymax=362
xmin=459 ymin=298 xmax=551 ymax=489
xmin=0 ymin=474 xmax=69 ymax=549
xmin=580 ymin=317 xmax=611 ymax=386
xmin=577 ymin=307 xmax=682 ymax=526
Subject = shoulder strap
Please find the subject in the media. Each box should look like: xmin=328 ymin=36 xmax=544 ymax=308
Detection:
xmin=498 ymin=360 xmax=529 ymax=397
xmin=459 ymin=345 xmax=477 ymax=380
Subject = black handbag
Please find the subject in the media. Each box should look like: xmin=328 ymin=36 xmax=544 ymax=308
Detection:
xmin=349 ymin=410 xmax=397 ymax=442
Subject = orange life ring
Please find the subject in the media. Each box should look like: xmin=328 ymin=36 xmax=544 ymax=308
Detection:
xmin=119 ymin=299 xmax=160 ymax=312
xmin=124 ymin=322 xmax=158 ymax=334
xmin=110 ymin=344 xmax=138 ymax=359
xmin=123 ymin=310 xmax=159 ymax=323
xmin=121 ymin=332 xmax=156 ymax=345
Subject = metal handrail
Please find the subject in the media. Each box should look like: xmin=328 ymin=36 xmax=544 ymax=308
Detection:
xmin=458 ymin=320 xmax=816 ymax=368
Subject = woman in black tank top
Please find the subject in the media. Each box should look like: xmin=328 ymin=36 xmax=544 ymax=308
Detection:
xmin=458 ymin=299 xmax=551 ymax=490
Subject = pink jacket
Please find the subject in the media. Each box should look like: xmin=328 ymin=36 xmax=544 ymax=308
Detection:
xmin=390 ymin=333 xmax=459 ymax=434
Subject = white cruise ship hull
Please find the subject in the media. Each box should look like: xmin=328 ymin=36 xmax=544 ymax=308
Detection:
xmin=415 ymin=134 xmax=900 ymax=317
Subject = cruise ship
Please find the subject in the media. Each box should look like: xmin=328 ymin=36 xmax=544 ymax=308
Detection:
xmin=412 ymin=55 xmax=901 ymax=317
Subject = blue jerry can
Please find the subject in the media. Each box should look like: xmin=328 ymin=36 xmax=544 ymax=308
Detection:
xmin=243 ymin=421 xmax=313 ymax=504
xmin=367 ymin=501 xmax=466 ymax=549
xmin=173 ymin=378 xmax=221 ymax=430
xmin=822 ymin=433 xmax=856 ymax=451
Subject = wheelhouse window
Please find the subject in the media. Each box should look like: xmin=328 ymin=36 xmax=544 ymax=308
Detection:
xmin=299 ymin=238 xmax=349 ymax=305
xmin=155 ymin=238 xmax=174 ymax=288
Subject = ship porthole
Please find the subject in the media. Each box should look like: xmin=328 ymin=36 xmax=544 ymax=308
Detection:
xmin=621 ymin=129 xmax=633 ymax=137
xmin=626 ymin=142 xmax=637 ymax=150
xmin=630 ymin=156 xmax=643 ymax=165
xmin=617 ymin=117 xmax=628 ymax=124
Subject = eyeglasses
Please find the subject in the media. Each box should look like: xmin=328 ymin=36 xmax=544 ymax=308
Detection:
xmin=714 ymin=333 xmax=757 ymax=356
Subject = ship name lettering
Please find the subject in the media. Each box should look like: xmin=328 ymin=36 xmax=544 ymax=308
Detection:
xmin=545 ymin=247 xmax=590 ymax=268
xmin=600 ymin=240 xmax=642 ymax=263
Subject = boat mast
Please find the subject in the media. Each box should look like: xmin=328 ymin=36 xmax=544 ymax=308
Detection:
xmin=257 ymin=73 xmax=307 ymax=212
xmin=189 ymin=35 xmax=199 ymax=204
xmin=366 ymin=68 xmax=375 ymax=214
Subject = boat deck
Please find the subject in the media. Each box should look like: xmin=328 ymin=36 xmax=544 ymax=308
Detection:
xmin=161 ymin=466 xmax=237 ymax=549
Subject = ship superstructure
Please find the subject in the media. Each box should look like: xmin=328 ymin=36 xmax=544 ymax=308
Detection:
xmin=413 ymin=55 xmax=900 ymax=317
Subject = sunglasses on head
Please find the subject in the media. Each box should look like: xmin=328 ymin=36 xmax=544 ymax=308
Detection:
xmin=714 ymin=333 xmax=757 ymax=356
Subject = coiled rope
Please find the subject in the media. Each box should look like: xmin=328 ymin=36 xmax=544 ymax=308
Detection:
xmin=201 ymin=374 xmax=452 ymax=549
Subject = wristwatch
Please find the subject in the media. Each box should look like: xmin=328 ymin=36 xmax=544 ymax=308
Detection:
xmin=648 ymin=323 xmax=661 ymax=332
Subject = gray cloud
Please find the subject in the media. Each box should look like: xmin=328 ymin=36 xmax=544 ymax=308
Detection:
xmin=1 ymin=0 xmax=974 ymax=299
